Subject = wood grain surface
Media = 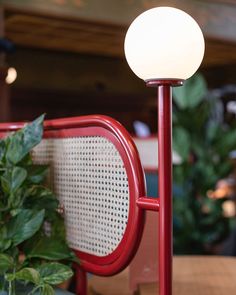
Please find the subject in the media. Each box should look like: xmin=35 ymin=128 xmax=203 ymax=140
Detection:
xmin=140 ymin=256 xmax=236 ymax=295
xmin=88 ymin=256 xmax=236 ymax=294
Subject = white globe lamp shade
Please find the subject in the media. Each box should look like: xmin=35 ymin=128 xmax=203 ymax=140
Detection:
xmin=124 ymin=7 xmax=205 ymax=81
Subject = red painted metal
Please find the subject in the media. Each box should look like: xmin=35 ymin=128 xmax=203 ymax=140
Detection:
xmin=0 ymin=121 xmax=25 ymax=132
xmin=147 ymin=79 xmax=183 ymax=295
xmin=75 ymin=266 xmax=87 ymax=295
xmin=143 ymin=168 xmax=158 ymax=174
xmin=136 ymin=197 xmax=159 ymax=211
xmin=158 ymin=84 xmax=173 ymax=295
xmin=146 ymin=79 xmax=184 ymax=87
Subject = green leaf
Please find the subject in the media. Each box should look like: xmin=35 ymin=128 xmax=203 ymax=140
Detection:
xmin=41 ymin=284 xmax=55 ymax=295
xmin=25 ymin=186 xmax=54 ymax=200
xmin=173 ymin=127 xmax=190 ymax=161
xmin=216 ymin=129 xmax=236 ymax=157
xmin=25 ymin=236 xmax=75 ymax=261
xmin=7 ymin=209 xmax=45 ymax=246
xmin=26 ymin=165 xmax=48 ymax=184
xmin=10 ymin=208 xmax=22 ymax=217
xmin=0 ymin=239 xmax=11 ymax=252
xmin=5 ymin=273 xmax=15 ymax=282
xmin=173 ymin=73 xmax=207 ymax=109
xmin=38 ymin=263 xmax=73 ymax=285
xmin=206 ymin=122 xmax=220 ymax=143
xmin=1 ymin=167 xmax=27 ymax=195
xmin=0 ymin=139 xmax=6 ymax=163
xmin=0 ymin=226 xmax=11 ymax=251
xmin=0 ymin=253 xmax=14 ymax=274
xmin=24 ymin=186 xmax=58 ymax=214
xmin=4 ymin=243 xmax=19 ymax=261
xmin=14 ymin=267 xmax=40 ymax=285
xmin=6 ymin=114 xmax=45 ymax=164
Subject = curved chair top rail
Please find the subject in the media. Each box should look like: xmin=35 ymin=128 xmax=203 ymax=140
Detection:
xmin=0 ymin=115 xmax=146 ymax=276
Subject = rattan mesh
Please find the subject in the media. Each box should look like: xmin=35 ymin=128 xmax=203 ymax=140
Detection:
xmin=33 ymin=136 xmax=129 ymax=257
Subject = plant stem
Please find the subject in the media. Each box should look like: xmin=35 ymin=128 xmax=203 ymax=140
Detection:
xmin=12 ymin=280 xmax=16 ymax=295
xmin=8 ymin=267 xmax=16 ymax=295
xmin=27 ymin=285 xmax=41 ymax=295
xmin=8 ymin=280 xmax=13 ymax=295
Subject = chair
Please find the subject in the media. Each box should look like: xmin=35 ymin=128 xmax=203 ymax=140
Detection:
xmin=0 ymin=115 xmax=160 ymax=295
xmin=3 ymin=115 xmax=236 ymax=295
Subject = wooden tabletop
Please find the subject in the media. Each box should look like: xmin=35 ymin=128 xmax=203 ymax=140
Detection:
xmin=140 ymin=256 xmax=236 ymax=295
xmin=88 ymin=255 xmax=236 ymax=294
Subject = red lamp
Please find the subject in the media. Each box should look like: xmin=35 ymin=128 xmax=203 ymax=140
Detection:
xmin=124 ymin=6 xmax=205 ymax=295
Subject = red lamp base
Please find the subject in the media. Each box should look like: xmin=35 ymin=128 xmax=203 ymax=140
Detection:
xmin=145 ymin=79 xmax=184 ymax=87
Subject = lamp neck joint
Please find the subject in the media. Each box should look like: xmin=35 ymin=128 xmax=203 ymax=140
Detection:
xmin=145 ymin=79 xmax=184 ymax=87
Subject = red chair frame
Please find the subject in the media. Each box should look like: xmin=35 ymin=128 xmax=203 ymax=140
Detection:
xmin=0 ymin=115 xmax=162 ymax=295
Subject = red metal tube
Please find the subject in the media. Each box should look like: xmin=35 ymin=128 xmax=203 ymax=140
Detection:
xmin=76 ymin=266 xmax=87 ymax=295
xmin=146 ymin=79 xmax=183 ymax=295
xmin=158 ymin=84 xmax=173 ymax=295
xmin=136 ymin=197 xmax=160 ymax=211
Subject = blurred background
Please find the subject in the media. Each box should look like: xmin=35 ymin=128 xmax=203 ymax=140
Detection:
xmin=0 ymin=0 xmax=236 ymax=131
xmin=1 ymin=0 xmax=236 ymax=257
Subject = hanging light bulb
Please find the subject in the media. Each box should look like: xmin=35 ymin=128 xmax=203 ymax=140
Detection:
xmin=6 ymin=67 xmax=17 ymax=84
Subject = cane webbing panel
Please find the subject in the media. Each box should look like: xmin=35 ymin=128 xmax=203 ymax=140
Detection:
xmin=32 ymin=136 xmax=129 ymax=257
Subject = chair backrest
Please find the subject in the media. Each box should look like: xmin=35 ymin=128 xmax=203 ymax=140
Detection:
xmin=0 ymin=115 xmax=146 ymax=278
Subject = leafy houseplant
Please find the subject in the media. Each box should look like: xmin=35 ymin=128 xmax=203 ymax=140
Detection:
xmin=172 ymin=73 xmax=236 ymax=254
xmin=0 ymin=115 xmax=75 ymax=295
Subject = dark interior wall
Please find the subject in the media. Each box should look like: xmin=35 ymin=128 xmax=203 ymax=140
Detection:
xmin=7 ymin=47 xmax=148 ymax=94
xmin=3 ymin=0 xmax=236 ymax=132
xmin=6 ymin=47 xmax=157 ymax=132
xmin=6 ymin=47 xmax=236 ymax=132
xmin=203 ymin=65 xmax=236 ymax=89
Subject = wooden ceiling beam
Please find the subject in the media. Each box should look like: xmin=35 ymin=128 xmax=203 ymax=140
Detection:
xmin=3 ymin=2 xmax=236 ymax=67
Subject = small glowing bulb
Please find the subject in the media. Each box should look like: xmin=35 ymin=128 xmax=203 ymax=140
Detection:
xmin=6 ymin=67 xmax=17 ymax=84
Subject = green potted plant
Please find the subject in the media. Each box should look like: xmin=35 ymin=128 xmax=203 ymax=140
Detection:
xmin=0 ymin=115 xmax=76 ymax=295
xmin=172 ymin=73 xmax=236 ymax=254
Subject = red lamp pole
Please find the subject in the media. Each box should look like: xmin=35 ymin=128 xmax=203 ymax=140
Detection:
xmin=147 ymin=79 xmax=183 ymax=295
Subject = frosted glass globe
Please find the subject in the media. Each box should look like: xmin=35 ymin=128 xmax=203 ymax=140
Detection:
xmin=124 ymin=7 xmax=205 ymax=81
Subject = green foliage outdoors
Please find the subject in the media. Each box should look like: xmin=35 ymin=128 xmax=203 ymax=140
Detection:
xmin=173 ymin=74 xmax=236 ymax=254
xmin=0 ymin=115 xmax=76 ymax=295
